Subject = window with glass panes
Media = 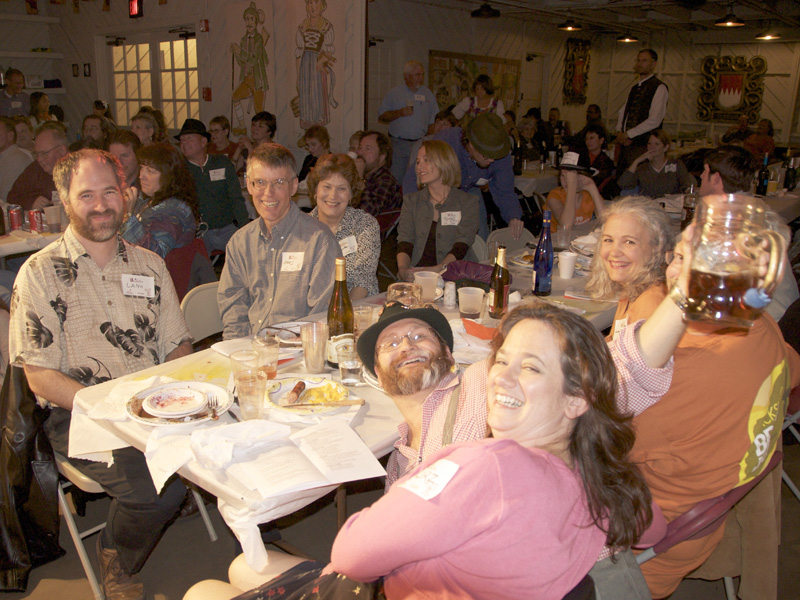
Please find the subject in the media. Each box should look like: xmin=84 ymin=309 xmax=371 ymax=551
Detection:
xmin=112 ymin=37 xmax=199 ymax=129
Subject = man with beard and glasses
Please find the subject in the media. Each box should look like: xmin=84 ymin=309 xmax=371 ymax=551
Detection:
xmin=356 ymin=303 xmax=488 ymax=488
xmin=9 ymin=149 xmax=193 ymax=600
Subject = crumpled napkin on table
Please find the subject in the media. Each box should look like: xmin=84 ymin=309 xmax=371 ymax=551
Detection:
xmin=449 ymin=319 xmax=492 ymax=365
xmin=87 ymin=375 xmax=176 ymax=421
xmin=190 ymin=420 xmax=291 ymax=471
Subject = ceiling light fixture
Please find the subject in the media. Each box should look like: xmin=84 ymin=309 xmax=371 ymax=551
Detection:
xmin=715 ymin=3 xmax=744 ymax=27
xmin=755 ymin=22 xmax=780 ymax=40
xmin=558 ymin=18 xmax=581 ymax=32
xmin=617 ymin=33 xmax=639 ymax=42
xmin=471 ymin=3 xmax=500 ymax=18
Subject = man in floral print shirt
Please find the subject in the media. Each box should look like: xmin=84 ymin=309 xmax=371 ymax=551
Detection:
xmin=9 ymin=149 xmax=192 ymax=600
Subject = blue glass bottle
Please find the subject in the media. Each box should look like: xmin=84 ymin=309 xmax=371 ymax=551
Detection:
xmin=533 ymin=210 xmax=553 ymax=296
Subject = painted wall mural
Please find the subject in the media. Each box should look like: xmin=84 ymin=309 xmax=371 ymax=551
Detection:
xmin=292 ymin=0 xmax=338 ymax=129
xmin=428 ymin=50 xmax=520 ymax=114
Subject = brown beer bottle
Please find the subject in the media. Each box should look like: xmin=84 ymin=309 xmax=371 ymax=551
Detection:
xmin=488 ymin=245 xmax=510 ymax=319
xmin=327 ymin=258 xmax=353 ymax=368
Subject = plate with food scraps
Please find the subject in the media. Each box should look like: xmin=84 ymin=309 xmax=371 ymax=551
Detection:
xmin=508 ymin=251 xmax=535 ymax=268
xmin=127 ymin=382 xmax=233 ymax=426
xmin=142 ymin=384 xmax=207 ymax=418
xmin=266 ymin=377 xmax=355 ymax=415
xmin=259 ymin=321 xmax=309 ymax=347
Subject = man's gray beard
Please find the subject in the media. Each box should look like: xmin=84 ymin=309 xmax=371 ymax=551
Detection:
xmin=377 ymin=351 xmax=455 ymax=397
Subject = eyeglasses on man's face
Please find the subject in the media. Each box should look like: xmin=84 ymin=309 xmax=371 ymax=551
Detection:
xmin=376 ymin=327 xmax=437 ymax=354
xmin=33 ymin=144 xmax=65 ymax=159
xmin=246 ymin=176 xmax=295 ymax=192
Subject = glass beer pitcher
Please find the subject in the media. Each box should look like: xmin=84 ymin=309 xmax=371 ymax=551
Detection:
xmin=685 ymin=194 xmax=784 ymax=327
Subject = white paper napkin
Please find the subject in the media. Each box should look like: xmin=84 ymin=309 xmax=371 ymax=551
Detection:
xmin=87 ymin=376 xmax=177 ymax=421
xmin=190 ymin=420 xmax=291 ymax=471
xmin=448 ymin=319 xmax=492 ymax=365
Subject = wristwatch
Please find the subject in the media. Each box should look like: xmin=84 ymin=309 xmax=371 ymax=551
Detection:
xmin=668 ymin=285 xmax=690 ymax=312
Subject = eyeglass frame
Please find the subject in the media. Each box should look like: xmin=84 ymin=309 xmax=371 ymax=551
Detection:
xmin=33 ymin=144 xmax=66 ymax=160
xmin=245 ymin=174 xmax=297 ymax=193
xmin=375 ymin=325 xmax=440 ymax=354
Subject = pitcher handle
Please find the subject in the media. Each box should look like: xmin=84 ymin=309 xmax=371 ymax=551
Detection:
xmin=760 ymin=230 xmax=785 ymax=297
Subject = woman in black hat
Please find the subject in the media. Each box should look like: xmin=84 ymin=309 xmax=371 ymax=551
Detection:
xmin=544 ymin=151 xmax=606 ymax=232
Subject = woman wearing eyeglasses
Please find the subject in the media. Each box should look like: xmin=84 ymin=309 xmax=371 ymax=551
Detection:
xmin=308 ymin=153 xmax=379 ymax=300
xmin=121 ymin=143 xmax=198 ymax=258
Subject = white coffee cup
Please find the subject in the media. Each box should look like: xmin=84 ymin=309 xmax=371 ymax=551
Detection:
xmin=558 ymin=251 xmax=578 ymax=279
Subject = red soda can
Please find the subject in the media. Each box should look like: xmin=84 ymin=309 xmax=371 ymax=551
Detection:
xmin=8 ymin=205 xmax=23 ymax=231
xmin=28 ymin=208 xmax=45 ymax=233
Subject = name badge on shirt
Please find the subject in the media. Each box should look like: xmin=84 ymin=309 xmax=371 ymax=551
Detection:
xmin=399 ymin=459 xmax=460 ymax=500
xmin=121 ymin=274 xmax=155 ymax=298
xmin=664 ymin=163 xmax=677 ymax=173
xmin=440 ymin=211 xmax=461 ymax=226
xmin=414 ymin=94 xmax=426 ymax=103
xmin=281 ymin=251 xmax=304 ymax=272
xmin=339 ymin=235 xmax=357 ymax=256
xmin=209 ymin=168 xmax=226 ymax=181
xmin=475 ymin=177 xmax=489 ymax=186
xmin=11 ymin=101 xmax=21 ymax=109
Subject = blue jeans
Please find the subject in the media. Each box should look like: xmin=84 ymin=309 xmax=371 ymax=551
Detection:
xmin=203 ymin=223 xmax=238 ymax=254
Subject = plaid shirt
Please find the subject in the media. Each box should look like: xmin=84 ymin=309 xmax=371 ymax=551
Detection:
xmin=358 ymin=165 xmax=402 ymax=217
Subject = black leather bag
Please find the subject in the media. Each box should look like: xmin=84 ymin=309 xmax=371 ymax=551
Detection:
xmin=0 ymin=365 xmax=64 ymax=591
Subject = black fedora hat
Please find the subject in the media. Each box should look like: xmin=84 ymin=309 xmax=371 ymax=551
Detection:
xmin=175 ymin=118 xmax=211 ymax=141
xmin=356 ymin=303 xmax=454 ymax=377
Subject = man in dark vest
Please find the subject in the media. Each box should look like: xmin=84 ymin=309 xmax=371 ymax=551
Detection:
xmin=614 ymin=49 xmax=668 ymax=174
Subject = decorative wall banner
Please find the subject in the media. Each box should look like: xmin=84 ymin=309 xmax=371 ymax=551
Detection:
xmin=563 ymin=38 xmax=590 ymax=106
xmin=293 ymin=0 xmax=338 ymax=129
xmin=697 ymin=55 xmax=767 ymax=123
xmin=428 ymin=50 xmax=520 ymax=113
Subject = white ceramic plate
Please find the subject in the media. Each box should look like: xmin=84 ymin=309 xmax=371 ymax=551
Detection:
xmin=142 ymin=384 xmax=207 ymax=418
xmin=127 ymin=382 xmax=232 ymax=426
xmin=508 ymin=251 xmax=535 ymax=268
xmin=266 ymin=377 xmax=350 ymax=415
xmin=260 ymin=321 xmax=309 ymax=347
xmin=361 ymin=367 xmax=384 ymax=392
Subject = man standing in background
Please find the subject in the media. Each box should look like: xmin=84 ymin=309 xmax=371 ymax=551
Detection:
xmin=615 ymin=49 xmax=668 ymax=173
xmin=379 ymin=61 xmax=438 ymax=183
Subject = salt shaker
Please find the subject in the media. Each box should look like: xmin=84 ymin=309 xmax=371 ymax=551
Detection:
xmin=443 ymin=281 xmax=457 ymax=309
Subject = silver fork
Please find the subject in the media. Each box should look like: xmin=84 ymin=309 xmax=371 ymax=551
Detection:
xmin=208 ymin=394 xmax=219 ymax=421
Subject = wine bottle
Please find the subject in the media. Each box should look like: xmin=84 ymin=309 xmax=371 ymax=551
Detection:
xmin=532 ymin=211 xmax=554 ymax=297
xmin=487 ymin=245 xmax=510 ymax=319
xmin=755 ymin=153 xmax=770 ymax=196
xmin=512 ymin=138 xmax=523 ymax=176
xmin=327 ymin=257 xmax=353 ymax=368
xmin=784 ymin=157 xmax=797 ymax=192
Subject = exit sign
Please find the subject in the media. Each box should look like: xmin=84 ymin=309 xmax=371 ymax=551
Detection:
xmin=129 ymin=0 xmax=143 ymax=18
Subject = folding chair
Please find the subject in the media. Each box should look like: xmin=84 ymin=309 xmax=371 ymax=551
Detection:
xmin=56 ymin=453 xmax=219 ymax=600
xmin=181 ymin=281 xmax=223 ymax=342
xmin=635 ymin=450 xmax=783 ymax=600
xmin=781 ymin=386 xmax=800 ymax=502
xmin=486 ymin=226 xmax=536 ymax=255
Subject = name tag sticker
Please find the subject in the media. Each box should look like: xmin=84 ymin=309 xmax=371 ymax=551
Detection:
xmin=440 ymin=211 xmax=461 ymax=226
xmin=664 ymin=163 xmax=677 ymax=173
xmin=281 ymin=252 xmax=304 ymax=272
xmin=475 ymin=177 xmax=489 ymax=186
xmin=414 ymin=94 xmax=426 ymax=103
xmin=339 ymin=235 xmax=358 ymax=256
xmin=11 ymin=101 xmax=21 ymax=108
xmin=209 ymin=168 xmax=226 ymax=181
xmin=121 ymin=274 xmax=155 ymax=298
xmin=400 ymin=459 xmax=460 ymax=500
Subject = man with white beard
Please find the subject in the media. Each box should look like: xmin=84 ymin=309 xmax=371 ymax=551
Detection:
xmin=356 ymin=303 xmax=487 ymax=488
